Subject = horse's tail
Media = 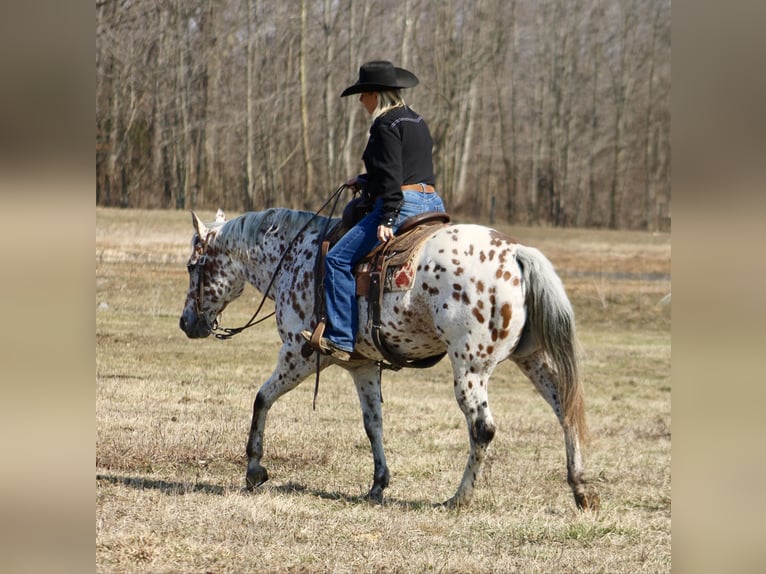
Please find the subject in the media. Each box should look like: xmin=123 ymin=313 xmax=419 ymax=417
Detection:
xmin=515 ymin=244 xmax=587 ymax=443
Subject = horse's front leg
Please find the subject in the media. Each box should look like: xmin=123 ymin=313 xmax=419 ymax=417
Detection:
xmin=351 ymin=363 xmax=389 ymax=503
xmin=245 ymin=343 xmax=321 ymax=490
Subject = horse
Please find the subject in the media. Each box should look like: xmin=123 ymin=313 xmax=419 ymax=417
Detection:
xmin=179 ymin=207 xmax=599 ymax=510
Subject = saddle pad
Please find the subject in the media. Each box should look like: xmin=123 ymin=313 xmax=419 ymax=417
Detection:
xmin=355 ymin=221 xmax=446 ymax=295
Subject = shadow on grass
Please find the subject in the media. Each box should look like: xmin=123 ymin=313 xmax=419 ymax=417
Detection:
xmin=273 ymin=481 xmax=438 ymax=510
xmin=97 ymin=473 xmax=438 ymax=510
xmin=97 ymin=473 xmax=233 ymax=496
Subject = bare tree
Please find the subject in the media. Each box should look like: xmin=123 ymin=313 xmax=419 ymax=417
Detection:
xmin=341 ymin=1 xmax=372 ymax=180
xmin=643 ymin=0 xmax=670 ymax=231
xmin=299 ymin=0 xmax=314 ymax=196
xmin=244 ymin=0 xmax=256 ymax=210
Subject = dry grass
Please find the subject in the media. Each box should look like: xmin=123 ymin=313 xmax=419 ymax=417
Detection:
xmin=96 ymin=208 xmax=671 ymax=573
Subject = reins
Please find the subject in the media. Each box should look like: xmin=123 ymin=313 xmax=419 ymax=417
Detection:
xmin=208 ymin=184 xmax=348 ymax=340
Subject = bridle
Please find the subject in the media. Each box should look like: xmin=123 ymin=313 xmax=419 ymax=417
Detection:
xmin=187 ymin=184 xmax=348 ymax=340
xmin=186 ymin=249 xmax=219 ymax=332
xmin=188 ymin=253 xmax=208 ymax=316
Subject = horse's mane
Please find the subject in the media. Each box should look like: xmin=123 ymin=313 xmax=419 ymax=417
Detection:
xmin=215 ymin=208 xmax=333 ymax=255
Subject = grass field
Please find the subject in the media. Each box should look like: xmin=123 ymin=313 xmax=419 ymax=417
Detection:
xmin=96 ymin=207 xmax=671 ymax=573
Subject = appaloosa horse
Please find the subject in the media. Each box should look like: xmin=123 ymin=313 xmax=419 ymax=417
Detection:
xmin=179 ymin=208 xmax=598 ymax=510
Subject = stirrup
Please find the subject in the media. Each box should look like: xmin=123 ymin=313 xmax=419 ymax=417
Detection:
xmin=308 ymin=321 xmax=326 ymax=350
xmin=300 ymin=322 xmax=325 ymax=358
xmin=299 ymin=325 xmax=352 ymax=362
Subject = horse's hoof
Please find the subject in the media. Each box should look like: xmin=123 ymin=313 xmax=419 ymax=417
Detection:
xmin=366 ymin=487 xmax=384 ymax=504
xmin=575 ymin=490 xmax=600 ymax=511
xmin=437 ymin=494 xmax=470 ymax=509
xmin=245 ymin=465 xmax=269 ymax=490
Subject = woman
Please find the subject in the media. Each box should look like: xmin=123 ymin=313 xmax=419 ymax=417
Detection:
xmin=302 ymin=60 xmax=446 ymax=361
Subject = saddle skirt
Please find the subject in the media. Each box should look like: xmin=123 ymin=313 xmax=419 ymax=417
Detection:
xmin=353 ymin=212 xmax=451 ymax=296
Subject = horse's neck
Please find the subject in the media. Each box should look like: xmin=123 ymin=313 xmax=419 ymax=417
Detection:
xmin=231 ymin=236 xmax=281 ymax=297
xmin=222 ymin=210 xmax=319 ymax=297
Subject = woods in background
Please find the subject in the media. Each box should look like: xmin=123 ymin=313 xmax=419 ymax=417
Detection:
xmin=96 ymin=0 xmax=670 ymax=231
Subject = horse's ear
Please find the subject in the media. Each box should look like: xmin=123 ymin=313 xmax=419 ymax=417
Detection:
xmin=215 ymin=209 xmax=226 ymax=223
xmin=191 ymin=211 xmax=208 ymax=241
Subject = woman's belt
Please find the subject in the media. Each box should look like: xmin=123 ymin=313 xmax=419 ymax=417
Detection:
xmin=401 ymin=183 xmax=435 ymax=193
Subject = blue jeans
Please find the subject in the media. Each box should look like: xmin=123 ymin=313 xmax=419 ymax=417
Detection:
xmin=324 ymin=189 xmax=446 ymax=351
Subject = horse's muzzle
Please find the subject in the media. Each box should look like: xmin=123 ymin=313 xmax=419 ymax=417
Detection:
xmin=179 ymin=311 xmax=212 ymax=339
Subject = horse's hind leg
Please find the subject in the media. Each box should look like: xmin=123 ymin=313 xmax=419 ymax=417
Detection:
xmin=351 ymin=363 xmax=389 ymax=503
xmin=515 ymin=351 xmax=599 ymax=510
xmin=444 ymin=360 xmax=496 ymax=508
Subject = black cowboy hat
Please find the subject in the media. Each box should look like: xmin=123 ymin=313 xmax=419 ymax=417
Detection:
xmin=340 ymin=60 xmax=419 ymax=97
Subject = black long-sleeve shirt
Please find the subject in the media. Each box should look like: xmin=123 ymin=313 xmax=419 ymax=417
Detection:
xmin=361 ymin=106 xmax=435 ymax=226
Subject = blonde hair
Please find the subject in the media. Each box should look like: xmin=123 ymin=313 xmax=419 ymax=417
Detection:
xmin=372 ymin=89 xmax=405 ymax=120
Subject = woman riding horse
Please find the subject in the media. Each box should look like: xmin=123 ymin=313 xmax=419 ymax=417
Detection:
xmin=301 ymin=60 xmax=446 ymax=361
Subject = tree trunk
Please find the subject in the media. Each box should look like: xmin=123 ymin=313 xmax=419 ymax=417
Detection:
xmin=607 ymin=4 xmax=634 ymax=230
xmin=299 ymin=0 xmax=314 ymax=196
xmin=644 ymin=1 xmax=663 ymax=231
xmin=399 ymin=0 xmax=412 ymax=67
xmin=244 ymin=0 xmax=256 ymax=210
xmin=530 ymin=6 xmax=547 ymax=225
xmin=508 ymin=0 xmax=519 ymax=223
xmin=342 ymin=1 xmax=370 ymax=179
xmin=174 ymin=0 xmax=190 ymax=210
xmin=323 ymin=0 xmax=337 ymax=186
xmin=455 ymin=80 xmax=477 ymax=203
xmin=580 ymin=4 xmax=601 ymax=228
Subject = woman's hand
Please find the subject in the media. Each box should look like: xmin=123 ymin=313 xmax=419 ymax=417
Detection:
xmin=345 ymin=176 xmax=360 ymax=192
xmin=377 ymin=225 xmax=394 ymax=242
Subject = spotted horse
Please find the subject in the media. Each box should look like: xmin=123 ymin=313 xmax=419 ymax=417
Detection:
xmin=179 ymin=208 xmax=599 ymax=510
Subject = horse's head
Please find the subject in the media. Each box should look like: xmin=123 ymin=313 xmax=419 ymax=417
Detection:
xmin=179 ymin=210 xmax=245 ymax=338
